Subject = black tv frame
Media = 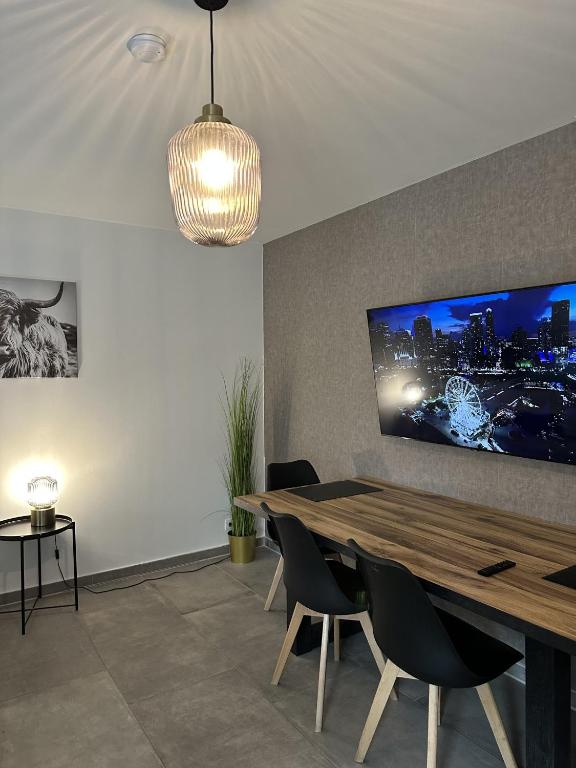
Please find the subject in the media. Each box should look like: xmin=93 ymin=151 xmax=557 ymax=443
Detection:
xmin=367 ymin=279 xmax=576 ymax=467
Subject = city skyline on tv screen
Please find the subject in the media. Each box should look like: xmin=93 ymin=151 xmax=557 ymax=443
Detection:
xmin=367 ymin=281 xmax=576 ymax=464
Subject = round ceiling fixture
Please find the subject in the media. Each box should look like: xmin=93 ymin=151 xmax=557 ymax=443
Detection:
xmin=127 ymin=33 xmax=167 ymax=63
xmin=167 ymin=0 xmax=261 ymax=247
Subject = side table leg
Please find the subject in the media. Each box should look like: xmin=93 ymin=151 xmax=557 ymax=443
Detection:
xmin=37 ymin=537 xmax=42 ymax=599
xmin=20 ymin=540 xmax=25 ymax=635
xmin=72 ymin=524 xmax=79 ymax=610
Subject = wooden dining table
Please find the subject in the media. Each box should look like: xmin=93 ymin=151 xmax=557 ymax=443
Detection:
xmin=235 ymin=476 xmax=576 ymax=768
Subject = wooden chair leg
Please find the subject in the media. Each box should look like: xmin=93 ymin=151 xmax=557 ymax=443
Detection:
xmin=427 ymin=685 xmax=439 ymax=768
xmin=355 ymin=661 xmax=400 ymax=763
xmin=334 ymin=617 xmax=341 ymax=661
xmin=264 ymin=556 xmax=284 ymax=611
xmin=357 ymin=611 xmax=398 ymax=701
xmin=437 ymin=687 xmax=442 ymax=726
xmin=271 ymin=601 xmax=304 ymax=685
xmin=315 ymin=614 xmax=331 ymax=732
xmin=476 ymin=684 xmax=518 ymax=768
xmin=357 ymin=612 xmax=385 ymax=674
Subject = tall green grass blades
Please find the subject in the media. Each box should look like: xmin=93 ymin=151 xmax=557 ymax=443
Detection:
xmin=221 ymin=358 xmax=260 ymax=537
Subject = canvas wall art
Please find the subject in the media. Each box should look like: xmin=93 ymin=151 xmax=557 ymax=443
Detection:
xmin=0 ymin=276 xmax=78 ymax=378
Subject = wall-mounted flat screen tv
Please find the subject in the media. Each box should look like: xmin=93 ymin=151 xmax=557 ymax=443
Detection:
xmin=367 ymin=281 xmax=576 ymax=465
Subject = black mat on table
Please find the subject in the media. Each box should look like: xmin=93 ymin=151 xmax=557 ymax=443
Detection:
xmin=544 ymin=564 xmax=576 ymax=590
xmin=287 ymin=480 xmax=379 ymax=502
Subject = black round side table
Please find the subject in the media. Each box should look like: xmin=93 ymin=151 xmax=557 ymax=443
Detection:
xmin=0 ymin=515 xmax=78 ymax=635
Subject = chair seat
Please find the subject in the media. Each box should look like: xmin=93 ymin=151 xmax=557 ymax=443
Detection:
xmin=438 ymin=610 xmax=523 ymax=686
xmin=327 ymin=561 xmax=368 ymax=612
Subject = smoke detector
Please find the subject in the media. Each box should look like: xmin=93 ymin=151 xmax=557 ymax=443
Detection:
xmin=127 ymin=32 xmax=168 ymax=63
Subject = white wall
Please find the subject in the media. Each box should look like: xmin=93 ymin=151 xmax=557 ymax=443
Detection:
xmin=0 ymin=207 xmax=263 ymax=594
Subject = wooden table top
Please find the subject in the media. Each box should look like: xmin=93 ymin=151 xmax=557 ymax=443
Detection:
xmin=235 ymin=477 xmax=576 ymax=649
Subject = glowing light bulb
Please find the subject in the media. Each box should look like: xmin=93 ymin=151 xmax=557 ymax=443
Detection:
xmin=27 ymin=476 xmax=59 ymax=510
xmin=196 ymin=149 xmax=235 ymax=190
xmin=204 ymin=197 xmax=229 ymax=214
xmin=7 ymin=459 xmax=63 ymax=505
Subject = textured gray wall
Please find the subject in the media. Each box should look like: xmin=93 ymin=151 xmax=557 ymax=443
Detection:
xmin=264 ymin=123 xmax=576 ymax=526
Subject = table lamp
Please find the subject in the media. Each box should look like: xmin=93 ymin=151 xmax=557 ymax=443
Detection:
xmin=27 ymin=476 xmax=58 ymax=528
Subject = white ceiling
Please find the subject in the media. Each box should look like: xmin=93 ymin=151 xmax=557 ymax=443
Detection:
xmin=0 ymin=0 xmax=575 ymax=244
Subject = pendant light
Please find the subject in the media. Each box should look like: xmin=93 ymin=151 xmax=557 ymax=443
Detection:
xmin=167 ymin=0 xmax=261 ymax=247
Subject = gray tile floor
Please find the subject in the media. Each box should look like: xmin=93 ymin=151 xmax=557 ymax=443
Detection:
xmin=0 ymin=547 xmax=567 ymax=767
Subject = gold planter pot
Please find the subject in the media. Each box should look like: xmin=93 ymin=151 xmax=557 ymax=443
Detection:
xmin=228 ymin=533 xmax=256 ymax=564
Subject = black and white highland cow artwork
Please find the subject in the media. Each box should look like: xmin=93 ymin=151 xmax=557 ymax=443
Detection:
xmin=0 ymin=277 xmax=78 ymax=378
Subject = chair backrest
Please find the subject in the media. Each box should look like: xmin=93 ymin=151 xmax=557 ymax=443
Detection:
xmin=266 ymin=460 xmax=320 ymax=492
xmin=263 ymin=504 xmax=357 ymax=615
xmin=266 ymin=460 xmax=320 ymax=547
xmin=348 ymin=539 xmax=474 ymax=687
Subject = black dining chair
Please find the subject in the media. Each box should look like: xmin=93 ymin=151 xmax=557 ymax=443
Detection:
xmin=264 ymin=506 xmax=387 ymax=733
xmin=348 ymin=540 xmax=521 ymax=768
xmin=264 ymin=460 xmax=339 ymax=611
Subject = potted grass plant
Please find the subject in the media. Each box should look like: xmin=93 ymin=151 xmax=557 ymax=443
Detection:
xmin=221 ymin=358 xmax=260 ymax=564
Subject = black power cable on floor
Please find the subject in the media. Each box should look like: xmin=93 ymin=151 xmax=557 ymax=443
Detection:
xmin=0 ymin=555 xmax=231 ymax=615
xmin=1 ymin=547 xmax=230 ymax=614
xmin=55 ymin=551 xmax=230 ymax=595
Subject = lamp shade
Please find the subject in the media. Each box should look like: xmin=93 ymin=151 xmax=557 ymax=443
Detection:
xmin=27 ymin=476 xmax=58 ymax=510
xmin=168 ymin=115 xmax=261 ymax=247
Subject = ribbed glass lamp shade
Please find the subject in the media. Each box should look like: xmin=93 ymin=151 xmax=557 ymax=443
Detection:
xmin=168 ymin=116 xmax=261 ymax=247
xmin=27 ymin=476 xmax=58 ymax=510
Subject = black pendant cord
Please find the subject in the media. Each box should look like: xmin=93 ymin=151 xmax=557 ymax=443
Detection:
xmin=210 ymin=10 xmax=215 ymax=103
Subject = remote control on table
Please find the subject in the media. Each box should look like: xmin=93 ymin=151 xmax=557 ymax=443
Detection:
xmin=477 ymin=560 xmax=516 ymax=577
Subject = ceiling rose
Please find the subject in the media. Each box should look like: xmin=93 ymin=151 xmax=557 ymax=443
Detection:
xmin=126 ymin=33 xmax=167 ymax=64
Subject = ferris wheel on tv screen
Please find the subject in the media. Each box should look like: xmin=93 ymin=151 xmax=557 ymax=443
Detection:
xmin=445 ymin=376 xmax=484 ymax=437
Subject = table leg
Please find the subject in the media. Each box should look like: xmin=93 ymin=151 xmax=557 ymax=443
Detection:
xmin=72 ymin=524 xmax=79 ymax=610
xmin=525 ymin=637 xmax=571 ymax=768
xmin=37 ymin=537 xmax=42 ymax=599
xmin=20 ymin=540 xmax=25 ymax=636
